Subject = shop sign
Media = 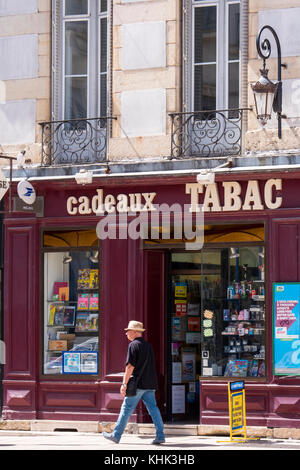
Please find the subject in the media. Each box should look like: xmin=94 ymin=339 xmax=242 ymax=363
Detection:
xmin=66 ymin=178 xmax=282 ymax=216
xmin=186 ymin=178 xmax=282 ymax=212
xmin=17 ymin=179 xmax=36 ymax=205
xmin=67 ymin=190 xmax=157 ymax=215
xmin=273 ymin=282 xmax=300 ymax=375
xmin=0 ymin=168 xmax=9 ymax=202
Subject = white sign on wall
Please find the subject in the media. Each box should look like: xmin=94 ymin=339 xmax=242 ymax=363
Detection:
xmin=17 ymin=179 xmax=36 ymax=205
xmin=0 ymin=168 xmax=9 ymax=202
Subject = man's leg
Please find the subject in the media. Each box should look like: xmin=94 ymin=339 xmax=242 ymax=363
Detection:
xmin=111 ymin=390 xmax=143 ymax=442
xmin=141 ymin=390 xmax=165 ymax=442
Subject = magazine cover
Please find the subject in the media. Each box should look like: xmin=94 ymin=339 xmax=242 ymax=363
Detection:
xmin=75 ymin=312 xmax=89 ymax=331
xmin=63 ymin=306 xmax=76 ymax=326
xmin=77 ymin=269 xmax=90 ymax=289
xmin=77 ymin=293 xmax=89 ymax=310
xmin=232 ymin=360 xmax=249 ymax=377
xmin=48 ymin=304 xmax=56 ymax=326
xmin=89 ymin=293 xmax=99 ymax=310
xmin=53 ymin=305 xmax=64 ymax=326
xmin=87 ymin=313 xmax=98 ymax=331
xmin=89 ymin=269 xmax=99 ymax=289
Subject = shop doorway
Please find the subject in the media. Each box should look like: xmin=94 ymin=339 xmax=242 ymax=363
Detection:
xmin=144 ymin=222 xmax=266 ymax=423
xmin=166 ymin=243 xmax=266 ymax=423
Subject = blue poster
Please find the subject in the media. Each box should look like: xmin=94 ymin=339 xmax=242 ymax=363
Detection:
xmin=273 ymin=283 xmax=300 ymax=375
xmin=62 ymin=351 xmax=98 ymax=374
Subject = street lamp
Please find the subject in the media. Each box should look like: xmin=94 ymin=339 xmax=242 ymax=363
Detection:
xmin=251 ymin=25 xmax=287 ymax=138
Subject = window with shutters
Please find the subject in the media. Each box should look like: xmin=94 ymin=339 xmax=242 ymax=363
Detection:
xmin=190 ymin=0 xmax=240 ymax=115
xmin=44 ymin=0 xmax=109 ymax=165
xmin=52 ymin=0 xmax=108 ymax=122
xmin=171 ymin=0 xmax=243 ymax=159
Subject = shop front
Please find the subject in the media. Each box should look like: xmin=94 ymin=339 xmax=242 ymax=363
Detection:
xmin=3 ymin=170 xmax=300 ymax=428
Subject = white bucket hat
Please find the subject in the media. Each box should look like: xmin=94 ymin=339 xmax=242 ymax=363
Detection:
xmin=124 ymin=320 xmax=146 ymax=332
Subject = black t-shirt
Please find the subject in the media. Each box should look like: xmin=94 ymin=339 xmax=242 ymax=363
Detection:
xmin=126 ymin=337 xmax=158 ymax=390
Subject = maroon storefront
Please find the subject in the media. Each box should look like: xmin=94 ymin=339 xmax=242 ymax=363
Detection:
xmin=3 ymin=169 xmax=300 ymax=429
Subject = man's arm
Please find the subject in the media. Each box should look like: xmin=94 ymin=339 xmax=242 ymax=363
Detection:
xmin=120 ymin=363 xmax=135 ymax=396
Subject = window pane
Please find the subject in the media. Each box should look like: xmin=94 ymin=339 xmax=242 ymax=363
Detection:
xmin=65 ymin=0 xmax=88 ymax=16
xmin=228 ymin=62 xmax=239 ymax=116
xmin=100 ymin=0 xmax=107 ymax=13
xmin=228 ymin=3 xmax=240 ymax=61
xmin=65 ymin=77 xmax=87 ymax=120
xmin=194 ymin=64 xmax=216 ymax=111
xmin=100 ymin=18 xmax=107 ymax=73
xmin=65 ymin=21 xmax=88 ymax=76
xmin=100 ymin=74 xmax=107 ymax=116
xmin=194 ymin=6 xmax=216 ymax=64
xmin=43 ymin=248 xmax=100 ymax=376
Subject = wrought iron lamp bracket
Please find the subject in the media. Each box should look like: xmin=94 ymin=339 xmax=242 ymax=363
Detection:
xmin=256 ymin=25 xmax=287 ymax=138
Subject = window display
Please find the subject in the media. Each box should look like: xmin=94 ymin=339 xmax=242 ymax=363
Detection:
xmin=170 ymin=245 xmax=265 ymax=419
xmin=43 ymin=248 xmax=99 ymax=375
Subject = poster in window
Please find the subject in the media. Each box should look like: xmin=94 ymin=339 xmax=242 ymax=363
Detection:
xmin=172 ymin=385 xmax=185 ymax=414
xmin=273 ymin=282 xmax=300 ymax=375
xmin=62 ymin=351 xmax=98 ymax=374
xmin=182 ymin=352 xmax=195 ymax=382
xmin=80 ymin=352 xmax=98 ymax=374
xmin=62 ymin=352 xmax=81 ymax=374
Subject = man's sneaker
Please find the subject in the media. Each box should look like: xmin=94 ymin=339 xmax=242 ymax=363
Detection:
xmin=102 ymin=432 xmax=119 ymax=443
xmin=152 ymin=438 xmax=165 ymax=445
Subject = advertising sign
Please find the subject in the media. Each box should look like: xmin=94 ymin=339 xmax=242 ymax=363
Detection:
xmin=273 ymin=283 xmax=300 ymax=375
xmin=228 ymin=381 xmax=246 ymax=441
xmin=62 ymin=351 xmax=98 ymax=374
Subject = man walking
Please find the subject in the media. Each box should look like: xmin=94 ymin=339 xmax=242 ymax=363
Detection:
xmin=102 ymin=321 xmax=165 ymax=445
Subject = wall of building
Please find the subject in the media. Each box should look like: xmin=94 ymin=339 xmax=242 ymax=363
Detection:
xmin=0 ymin=0 xmax=300 ymax=163
xmin=246 ymin=0 xmax=300 ymax=152
xmin=0 ymin=0 xmax=50 ymax=163
xmin=109 ymin=0 xmax=181 ymax=160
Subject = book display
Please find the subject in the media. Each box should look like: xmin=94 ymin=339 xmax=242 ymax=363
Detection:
xmin=170 ymin=246 xmax=265 ymax=420
xmin=43 ymin=251 xmax=99 ymax=375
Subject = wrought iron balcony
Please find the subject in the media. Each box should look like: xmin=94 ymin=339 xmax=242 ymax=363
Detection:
xmin=169 ymin=109 xmax=246 ymax=159
xmin=40 ymin=117 xmax=116 ymax=166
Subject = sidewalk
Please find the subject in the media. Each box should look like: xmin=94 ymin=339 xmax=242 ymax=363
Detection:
xmin=0 ymin=427 xmax=299 ymax=451
xmin=1 ymin=419 xmax=300 ymax=441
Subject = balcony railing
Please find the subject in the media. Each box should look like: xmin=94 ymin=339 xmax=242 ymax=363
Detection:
xmin=40 ymin=117 xmax=116 ymax=166
xmin=169 ymin=109 xmax=247 ymax=159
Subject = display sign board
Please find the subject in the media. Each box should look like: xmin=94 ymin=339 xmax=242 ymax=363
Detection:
xmin=273 ymin=282 xmax=300 ymax=375
xmin=228 ymin=381 xmax=246 ymax=441
xmin=217 ymin=381 xmax=259 ymax=444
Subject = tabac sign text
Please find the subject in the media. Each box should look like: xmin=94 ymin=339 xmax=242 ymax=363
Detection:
xmin=66 ymin=178 xmax=282 ymax=215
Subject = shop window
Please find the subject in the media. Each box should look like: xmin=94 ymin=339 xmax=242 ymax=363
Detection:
xmin=42 ymin=230 xmax=100 ymax=375
xmin=170 ymin=245 xmax=265 ymax=419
